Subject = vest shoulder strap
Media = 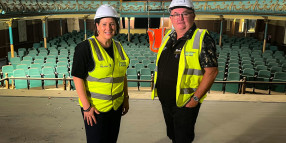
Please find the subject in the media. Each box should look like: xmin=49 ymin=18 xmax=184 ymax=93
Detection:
xmin=114 ymin=40 xmax=126 ymax=60
xmin=88 ymin=37 xmax=104 ymax=61
xmin=192 ymin=29 xmax=207 ymax=50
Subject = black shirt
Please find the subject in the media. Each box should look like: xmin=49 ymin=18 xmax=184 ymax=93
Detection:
xmin=71 ymin=39 xmax=114 ymax=79
xmin=156 ymin=24 xmax=218 ymax=106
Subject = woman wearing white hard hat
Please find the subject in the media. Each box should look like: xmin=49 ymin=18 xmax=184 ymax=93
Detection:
xmin=152 ymin=0 xmax=218 ymax=142
xmin=71 ymin=4 xmax=129 ymax=143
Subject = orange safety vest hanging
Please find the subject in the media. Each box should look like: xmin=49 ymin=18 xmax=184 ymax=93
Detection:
xmin=147 ymin=28 xmax=166 ymax=53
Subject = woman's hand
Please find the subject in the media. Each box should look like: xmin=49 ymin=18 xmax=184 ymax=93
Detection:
xmin=122 ymin=97 xmax=129 ymax=116
xmin=83 ymin=107 xmax=100 ymax=126
xmin=185 ymin=98 xmax=198 ymax=108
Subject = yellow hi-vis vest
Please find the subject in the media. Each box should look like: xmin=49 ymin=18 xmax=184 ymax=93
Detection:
xmin=79 ymin=36 xmax=129 ymax=112
xmin=152 ymin=28 xmax=208 ymax=107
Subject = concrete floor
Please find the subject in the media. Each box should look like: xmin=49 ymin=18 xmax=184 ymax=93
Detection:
xmin=0 ymin=89 xmax=286 ymax=143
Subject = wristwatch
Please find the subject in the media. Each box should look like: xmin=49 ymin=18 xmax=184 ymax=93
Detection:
xmin=193 ymin=95 xmax=199 ymax=102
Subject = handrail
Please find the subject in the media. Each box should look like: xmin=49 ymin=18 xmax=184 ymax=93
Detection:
xmin=1 ymin=76 xmax=285 ymax=94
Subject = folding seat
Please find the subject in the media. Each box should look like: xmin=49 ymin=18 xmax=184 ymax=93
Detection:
xmin=240 ymin=53 xmax=250 ymax=58
xmin=43 ymin=62 xmax=56 ymax=68
xmin=255 ymin=65 xmax=267 ymax=73
xmin=273 ymin=51 xmax=284 ymax=57
xmin=137 ymin=56 xmax=146 ymax=63
xmin=58 ymin=47 xmax=66 ymax=50
xmin=149 ymin=56 xmax=157 ymax=62
xmin=127 ymin=68 xmax=138 ymax=87
xmin=21 ymin=60 xmax=32 ymax=68
xmin=147 ymin=63 xmax=156 ymax=73
xmin=267 ymin=62 xmax=279 ymax=70
xmin=143 ymin=53 xmax=152 ymax=57
xmin=18 ymin=50 xmax=25 ymax=58
xmin=269 ymin=46 xmax=278 ymax=52
xmin=254 ymin=61 xmax=265 ymax=67
xmin=139 ymin=68 xmax=152 ymax=87
xmin=228 ymin=67 xmax=240 ymax=73
xmin=241 ymin=57 xmax=251 ymax=61
xmin=130 ymin=59 xmax=139 ymax=68
xmin=253 ymin=57 xmax=264 ymax=63
xmin=34 ymin=56 xmax=45 ymax=61
xmin=16 ymin=64 xmax=28 ymax=75
xmin=218 ymin=66 xmax=225 ymax=73
xmin=23 ymin=56 xmax=33 ymax=61
xmin=10 ymin=57 xmax=21 ymax=67
xmin=38 ymin=52 xmax=48 ymax=57
xmin=8 ymin=51 xmax=18 ymax=61
xmin=142 ymin=59 xmax=151 ymax=67
xmin=2 ymin=65 xmax=14 ymax=85
xmin=217 ymin=58 xmax=227 ymax=63
xmin=29 ymin=49 xmax=38 ymax=55
xmin=225 ymin=72 xmax=241 ymax=93
xmin=56 ymin=66 xmax=69 ymax=85
xmin=278 ymin=59 xmax=286 ymax=65
xmin=33 ymin=43 xmax=41 ymax=49
xmin=241 ymin=60 xmax=252 ymax=66
xmin=270 ymin=66 xmax=282 ymax=75
xmin=34 ymin=59 xmax=44 ymax=66
xmin=242 ymin=64 xmax=253 ymax=70
xmin=228 ymin=63 xmax=239 ymax=68
xmin=13 ymin=69 xmax=28 ymax=89
xmin=135 ymin=63 xmax=144 ymax=73
xmin=58 ymin=58 xmax=68 ymax=63
xmin=28 ymin=68 xmax=42 ymax=88
xmin=210 ymin=71 xmax=224 ymax=91
xmin=242 ymin=68 xmax=255 ymax=88
xmin=255 ymin=70 xmax=271 ymax=90
xmin=57 ymin=61 xmax=68 ymax=67
xmin=30 ymin=63 xmax=42 ymax=73
xmin=282 ymin=63 xmax=286 ymax=72
xmin=266 ymin=59 xmax=277 ymax=65
xmin=58 ymin=54 xmax=68 ymax=59
xmin=42 ymin=67 xmax=56 ymax=86
xmin=229 ymin=56 xmax=239 ymax=60
xmin=271 ymin=72 xmax=286 ymax=93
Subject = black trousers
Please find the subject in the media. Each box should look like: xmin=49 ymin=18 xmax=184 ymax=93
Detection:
xmin=80 ymin=105 xmax=123 ymax=143
xmin=161 ymin=103 xmax=201 ymax=143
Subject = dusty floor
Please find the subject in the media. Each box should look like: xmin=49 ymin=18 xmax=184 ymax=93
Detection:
xmin=0 ymin=87 xmax=286 ymax=143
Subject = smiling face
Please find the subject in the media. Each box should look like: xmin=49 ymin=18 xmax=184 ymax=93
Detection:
xmin=170 ymin=8 xmax=195 ymax=33
xmin=96 ymin=17 xmax=117 ymax=40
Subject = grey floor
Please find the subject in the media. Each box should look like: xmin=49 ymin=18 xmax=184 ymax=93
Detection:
xmin=0 ymin=96 xmax=285 ymax=143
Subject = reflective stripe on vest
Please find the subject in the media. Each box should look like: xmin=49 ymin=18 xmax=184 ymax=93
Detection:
xmin=86 ymin=76 xmax=124 ymax=83
xmin=89 ymin=38 xmax=104 ymax=61
xmin=87 ymin=91 xmax=123 ymax=100
xmin=192 ymin=29 xmax=205 ymax=50
xmin=181 ymin=88 xmax=197 ymax=94
xmin=184 ymin=68 xmax=203 ymax=75
xmin=114 ymin=41 xmax=126 ymax=60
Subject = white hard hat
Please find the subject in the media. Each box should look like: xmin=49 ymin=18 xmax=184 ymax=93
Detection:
xmin=169 ymin=0 xmax=194 ymax=12
xmin=94 ymin=4 xmax=119 ymax=20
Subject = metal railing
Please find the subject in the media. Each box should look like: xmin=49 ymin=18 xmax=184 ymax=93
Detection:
xmin=1 ymin=74 xmax=285 ymax=94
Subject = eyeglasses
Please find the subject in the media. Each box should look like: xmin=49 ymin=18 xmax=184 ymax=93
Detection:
xmin=170 ymin=12 xmax=193 ymax=19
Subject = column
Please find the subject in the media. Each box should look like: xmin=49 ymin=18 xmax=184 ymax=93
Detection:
xmin=42 ymin=17 xmax=47 ymax=49
xmin=263 ymin=18 xmax=269 ymax=53
xmin=84 ymin=17 xmax=87 ymax=40
xmin=7 ymin=19 xmax=14 ymax=58
xmin=128 ymin=17 xmax=130 ymax=42
xmin=244 ymin=19 xmax=248 ymax=37
xmin=219 ymin=16 xmax=223 ymax=47
xmin=60 ymin=19 xmax=63 ymax=36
